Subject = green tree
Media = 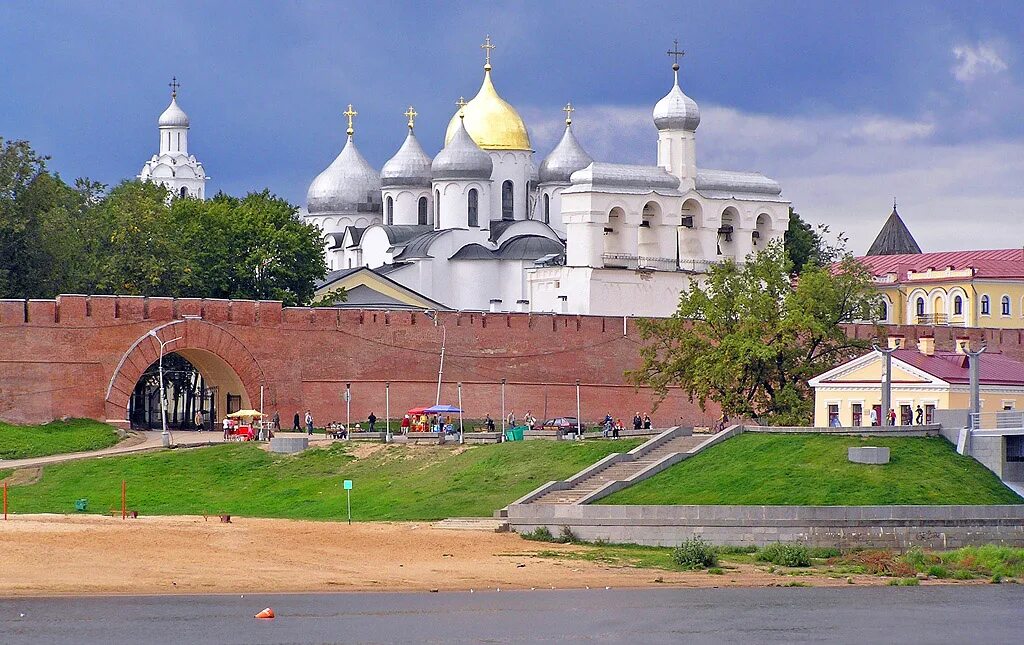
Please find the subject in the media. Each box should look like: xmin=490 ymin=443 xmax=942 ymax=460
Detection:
xmin=0 ymin=138 xmax=57 ymax=297
xmin=629 ymin=240 xmax=876 ymax=425
xmin=784 ymin=208 xmax=849 ymax=274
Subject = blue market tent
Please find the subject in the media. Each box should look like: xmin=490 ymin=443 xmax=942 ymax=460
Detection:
xmin=424 ymin=404 xmax=462 ymax=414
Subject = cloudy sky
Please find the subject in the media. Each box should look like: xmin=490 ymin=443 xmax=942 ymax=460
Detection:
xmin=2 ymin=1 xmax=1022 ymax=253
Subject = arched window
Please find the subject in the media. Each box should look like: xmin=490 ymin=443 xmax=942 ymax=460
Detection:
xmin=1002 ymin=295 xmax=1011 ymax=316
xmin=878 ymin=299 xmax=888 ymax=321
xmin=434 ymin=190 xmax=440 ymax=228
xmin=543 ymin=193 xmax=550 ymax=224
xmin=501 ymin=180 xmax=514 ymax=220
xmin=467 ymin=189 xmax=479 ymax=227
xmin=418 ymin=196 xmax=428 ymax=226
xmin=386 ymin=196 xmax=394 ymax=226
xmin=981 ymin=295 xmax=991 ymax=315
xmin=915 ymin=297 xmax=925 ymax=317
xmin=179 ymin=186 xmax=187 ymax=198
xmin=953 ymin=295 xmax=963 ymax=316
xmin=176 ymin=132 xmax=181 ymax=151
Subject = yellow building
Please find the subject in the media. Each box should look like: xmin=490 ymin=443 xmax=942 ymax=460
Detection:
xmin=809 ymin=336 xmax=1024 ymax=427
xmin=860 ymin=205 xmax=1024 ymax=329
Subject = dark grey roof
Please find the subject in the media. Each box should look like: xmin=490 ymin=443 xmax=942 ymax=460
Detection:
xmin=566 ymin=163 xmax=681 ymax=194
xmin=346 ymin=226 xmax=367 ymax=248
xmin=393 ymin=229 xmax=451 ymax=260
xmin=316 ymin=266 xmax=361 ymax=288
xmin=487 ymin=219 xmax=517 ymax=243
xmin=496 ymin=235 xmax=565 ymax=260
xmin=375 ymin=261 xmax=411 ymax=275
xmin=431 ymin=119 xmax=492 ymax=180
xmin=866 ymin=207 xmax=922 ymax=256
xmin=306 ymin=136 xmax=382 ymax=215
xmin=325 ymin=232 xmax=346 ymax=250
xmin=377 ymin=224 xmax=434 ymax=246
xmin=449 ymin=243 xmax=496 ymax=261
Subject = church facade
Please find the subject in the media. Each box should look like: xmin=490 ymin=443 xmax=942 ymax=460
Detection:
xmin=138 ymin=78 xmax=209 ymax=199
xmin=307 ymin=39 xmax=789 ymax=316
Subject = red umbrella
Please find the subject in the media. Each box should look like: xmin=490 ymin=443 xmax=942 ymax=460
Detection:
xmin=407 ymin=406 xmax=431 ymax=416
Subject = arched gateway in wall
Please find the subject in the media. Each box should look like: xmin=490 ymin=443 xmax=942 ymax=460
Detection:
xmin=104 ymin=318 xmax=267 ymax=428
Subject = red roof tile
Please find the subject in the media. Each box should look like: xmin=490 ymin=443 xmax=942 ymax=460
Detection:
xmin=856 ymin=248 xmax=1024 ymax=281
xmin=894 ymin=350 xmax=1024 ymax=386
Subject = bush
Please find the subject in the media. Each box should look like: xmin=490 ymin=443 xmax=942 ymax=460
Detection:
xmin=927 ymin=565 xmax=950 ymax=579
xmin=673 ymin=537 xmax=718 ymax=570
xmin=952 ymin=569 xmax=974 ymax=580
xmin=707 ymin=567 xmax=724 ymax=575
xmin=807 ymin=547 xmax=841 ymax=559
xmin=756 ymin=543 xmax=811 ymax=567
xmin=523 ymin=526 xmax=556 ymax=542
xmin=716 ymin=545 xmax=758 ymax=555
xmin=559 ymin=526 xmax=578 ymax=544
xmin=900 ymin=547 xmax=927 ymax=569
xmin=887 ymin=577 xmax=919 ymax=586
xmin=991 ymin=574 xmax=1002 ymax=584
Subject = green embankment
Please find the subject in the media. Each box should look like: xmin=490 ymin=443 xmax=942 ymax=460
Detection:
xmin=6 ymin=439 xmax=641 ymax=520
xmin=0 ymin=419 xmax=120 ymax=460
xmin=601 ymin=433 xmax=1023 ymax=506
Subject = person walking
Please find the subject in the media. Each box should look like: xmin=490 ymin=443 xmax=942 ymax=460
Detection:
xmin=869 ymin=407 xmax=878 ymax=427
xmin=485 ymin=414 xmax=495 ymax=432
xmin=914 ymin=405 xmax=924 ymax=425
xmin=613 ymin=418 xmax=622 ymax=439
xmin=506 ymin=409 xmax=516 ymax=429
xmin=368 ymin=412 xmax=377 ymax=432
xmin=305 ymin=410 xmax=314 ymax=435
xmin=293 ymin=411 xmax=301 ymax=432
xmin=194 ymin=409 xmax=204 ymax=433
xmin=401 ymin=414 xmax=411 ymax=434
xmin=222 ymin=416 xmax=231 ymax=441
xmin=887 ymin=408 xmax=897 ymax=426
xmin=272 ymin=410 xmax=281 ymax=432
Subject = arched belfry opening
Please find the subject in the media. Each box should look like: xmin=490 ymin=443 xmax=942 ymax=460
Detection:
xmin=128 ymin=349 xmax=251 ymax=430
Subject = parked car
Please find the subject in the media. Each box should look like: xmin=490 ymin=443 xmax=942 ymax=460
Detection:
xmin=540 ymin=417 xmax=587 ymax=434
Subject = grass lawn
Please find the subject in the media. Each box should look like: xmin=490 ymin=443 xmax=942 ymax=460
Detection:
xmin=0 ymin=419 xmax=120 ymax=460
xmin=600 ymin=433 xmax=1023 ymax=506
xmin=5 ymin=439 xmax=641 ymax=520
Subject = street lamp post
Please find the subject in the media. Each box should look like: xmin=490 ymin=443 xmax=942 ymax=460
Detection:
xmin=385 ymin=381 xmax=391 ymax=442
xmin=345 ymin=382 xmax=351 ymax=439
xmin=423 ymin=310 xmax=446 ymax=406
xmin=501 ymin=378 xmax=507 ymax=435
xmin=966 ymin=345 xmax=987 ymax=428
xmin=575 ymin=378 xmax=582 ymax=440
xmin=458 ymin=381 xmax=464 ymax=445
xmin=148 ymin=331 xmax=182 ymax=447
xmin=871 ymin=342 xmax=897 ymax=426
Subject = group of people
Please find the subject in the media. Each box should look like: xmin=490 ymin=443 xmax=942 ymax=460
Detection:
xmin=601 ymin=412 xmax=654 ymax=438
xmin=862 ymin=405 xmax=928 ymax=427
xmin=400 ymin=413 xmax=458 ymax=434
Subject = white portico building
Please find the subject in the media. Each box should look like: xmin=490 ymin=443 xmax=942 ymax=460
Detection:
xmin=309 ymin=39 xmax=789 ymax=316
xmin=138 ymin=78 xmax=209 ymax=199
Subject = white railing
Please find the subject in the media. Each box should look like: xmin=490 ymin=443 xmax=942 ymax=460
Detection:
xmin=971 ymin=411 xmax=1024 ymax=431
xmin=600 ymin=254 xmax=720 ymax=273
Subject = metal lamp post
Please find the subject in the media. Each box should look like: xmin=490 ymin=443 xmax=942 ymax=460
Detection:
xmin=385 ymin=381 xmax=391 ymax=442
xmin=501 ymin=378 xmax=507 ymax=434
xmin=345 ymin=382 xmax=351 ymax=439
xmin=148 ymin=331 xmax=182 ymax=447
xmin=458 ymin=381 xmax=464 ymax=445
xmin=871 ymin=342 xmax=897 ymax=426
xmin=966 ymin=345 xmax=987 ymax=428
xmin=575 ymin=378 xmax=582 ymax=440
xmin=424 ymin=310 xmax=446 ymax=406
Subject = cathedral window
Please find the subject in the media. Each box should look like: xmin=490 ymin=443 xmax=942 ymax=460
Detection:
xmin=176 ymin=132 xmax=181 ymax=151
xmin=878 ymin=299 xmax=888 ymax=321
xmin=468 ymin=189 xmax=479 ymax=227
xmin=981 ymin=295 xmax=990 ymax=315
xmin=953 ymin=295 xmax=963 ymax=316
xmin=501 ymin=181 xmax=514 ymax=220
xmin=1002 ymin=295 xmax=1011 ymax=316
xmin=386 ymin=196 xmax=394 ymax=226
xmin=434 ymin=190 xmax=441 ymax=228
xmin=179 ymin=186 xmax=187 ymax=198
xmin=543 ymin=193 xmax=550 ymax=224
xmin=418 ymin=196 xmax=428 ymax=226
xmin=915 ymin=297 xmax=925 ymax=317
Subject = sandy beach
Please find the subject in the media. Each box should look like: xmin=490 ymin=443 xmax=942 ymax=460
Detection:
xmin=0 ymin=514 xmax=917 ymax=596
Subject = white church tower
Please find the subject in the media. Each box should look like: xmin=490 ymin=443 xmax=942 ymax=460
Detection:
xmin=653 ymin=43 xmax=700 ymax=191
xmin=139 ymin=77 xmax=209 ymax=199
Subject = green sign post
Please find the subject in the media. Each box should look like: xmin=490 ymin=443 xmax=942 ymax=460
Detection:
xmin=343 ymin=479 xmax=353 ymax=524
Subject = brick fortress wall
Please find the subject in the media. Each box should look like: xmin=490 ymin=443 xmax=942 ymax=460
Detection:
xmin=1 ymin=295 xmax=1021 ymax=429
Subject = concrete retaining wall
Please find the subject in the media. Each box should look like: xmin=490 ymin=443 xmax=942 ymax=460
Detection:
xmin=745 ymin=425 xmax=940 ymax=437
xmin=506 ymin=504 xmax=1024 ymax=548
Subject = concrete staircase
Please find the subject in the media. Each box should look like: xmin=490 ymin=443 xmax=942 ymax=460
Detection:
xmin=501 ymin=426 xmax=741 ymax=511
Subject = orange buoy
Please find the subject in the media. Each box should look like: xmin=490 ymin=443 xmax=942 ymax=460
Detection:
xmin=254 ymin=607 xmax=275 ymax=620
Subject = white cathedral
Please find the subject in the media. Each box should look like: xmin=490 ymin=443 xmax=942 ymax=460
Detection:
xmin=138 ymin=78 xmax=209 ymax=200
xmin=306 ymin=39 xmax=789 ymax=317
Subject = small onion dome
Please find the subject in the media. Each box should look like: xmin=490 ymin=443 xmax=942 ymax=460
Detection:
xmin=307 ymin=135 xmax=382 ymax=215
xmin=538 ymin=124 xmax=592 ymax=184
xmin=652 ymin=66 xmax=700 ymax=132
xmin=159 ymin=96 xmax=190 ymax=128
xmin=381 ymin=130 xmax=433 ymax=188
xmin=431 ymin=118 xmax=493 ymax=180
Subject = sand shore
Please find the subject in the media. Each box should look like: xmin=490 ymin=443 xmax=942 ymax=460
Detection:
xmin=0 ymin=514 xmax=910 ymax=596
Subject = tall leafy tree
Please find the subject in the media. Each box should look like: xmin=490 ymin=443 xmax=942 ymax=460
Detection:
xmin=629 ymin=240 xmax=877 ymax=425
xmin=0 ymin=138 xmax=56 ymax=297
xmin=784 ymin=208 xmax=849 ymax=274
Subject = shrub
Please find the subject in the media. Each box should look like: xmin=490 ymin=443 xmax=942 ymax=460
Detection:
xmin=991 ymin=574 xmax=1003 ymax=584
xmin=716 ymin=545 xmax=758 ymax=555
xmin=559 ymin=526 xmax=578 ymax=544
xmin=673 ymin=537 xmax=718 ymax=570
xmin=952 ymin=569 xmax=974 ymax=580
xmin=888 ymin=577 xmax=919 ymax=586
xmin=523 ymin=526 xmax=556 ymax=542
xmin=756 ymin=543 xmax=811 ymax=567
xmin=927 ymin=565 xmax=949 ymax=579
xmin=707 ymin=567 xmax=724 ymax=575
xmin=900 ymin=547 xmax=926 ymax=570
xmin=808 ymin=547 xmax=841 ymax=560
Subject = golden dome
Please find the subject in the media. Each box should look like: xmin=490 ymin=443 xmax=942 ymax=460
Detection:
xmin=445 ymin=66 xmax=531 ymax=151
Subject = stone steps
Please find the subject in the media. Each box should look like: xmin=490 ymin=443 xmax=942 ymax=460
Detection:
xmin=433 ymin=517 xmax=510 ymax=532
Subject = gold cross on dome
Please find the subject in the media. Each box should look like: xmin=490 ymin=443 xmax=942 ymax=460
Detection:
xmin=667 ymin=39 xmax=685 ymax=68
xmin=169 ymin=76 xmax=181 ymax=98
xmin=344 ymin=104 xmax=358 ymax=136
xmin=481 ymin=35 xmax=495 ymax=67
xmin=562 ymin=101 xmax=575 ymax=126
xmin=455 ymin=96 xmax=468 ymax=117
xmin=404 ymin=105 xmax=418 ymax=130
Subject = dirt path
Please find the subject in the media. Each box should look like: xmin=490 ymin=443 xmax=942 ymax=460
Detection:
xmin=0 ymin=514 xmax=904 ymax=597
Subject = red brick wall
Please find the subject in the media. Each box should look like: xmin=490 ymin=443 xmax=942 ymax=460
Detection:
xmin=2 ymin=295 xmax=1021 ymax=429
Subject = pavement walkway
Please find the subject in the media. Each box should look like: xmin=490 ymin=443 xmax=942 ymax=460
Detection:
xmin=0 ymin=431 xmax=225 ymax=470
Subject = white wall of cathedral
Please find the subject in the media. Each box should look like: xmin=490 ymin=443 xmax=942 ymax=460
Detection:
xmin=657 ymin=129 xmax=697 ymax=190
xmin=159 ymin=126 xmax=189 ymax=155
xmin=535 ymin=184 xmax=568 ymax=237
xmin=434 ymin=180 xmax=491 ymax=229
xmin=527 ymin=266 xmax=699 ymax=317
xmin=487 ymin=150 xmax=534 ymax=222
xmin=359 ymin=226 xmax=398 ymax=268
xmin=382 ymin=187 xmax=432 ymax=226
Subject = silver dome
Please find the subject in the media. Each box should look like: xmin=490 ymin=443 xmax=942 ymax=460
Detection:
xmin=159 ymin=96 xmax=189 ymax=128
xmin=431 ymin=118 xmax=493 ymax=180
xmin=307 ymin=136 xmax=382 ymax=215
xmin=538 ymin=124 xmax=592 ymax=184
xmin=652 ymin=69 xmax=700 ymax=132
xmin=381 ymin=130 xmax=433 ymax=188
